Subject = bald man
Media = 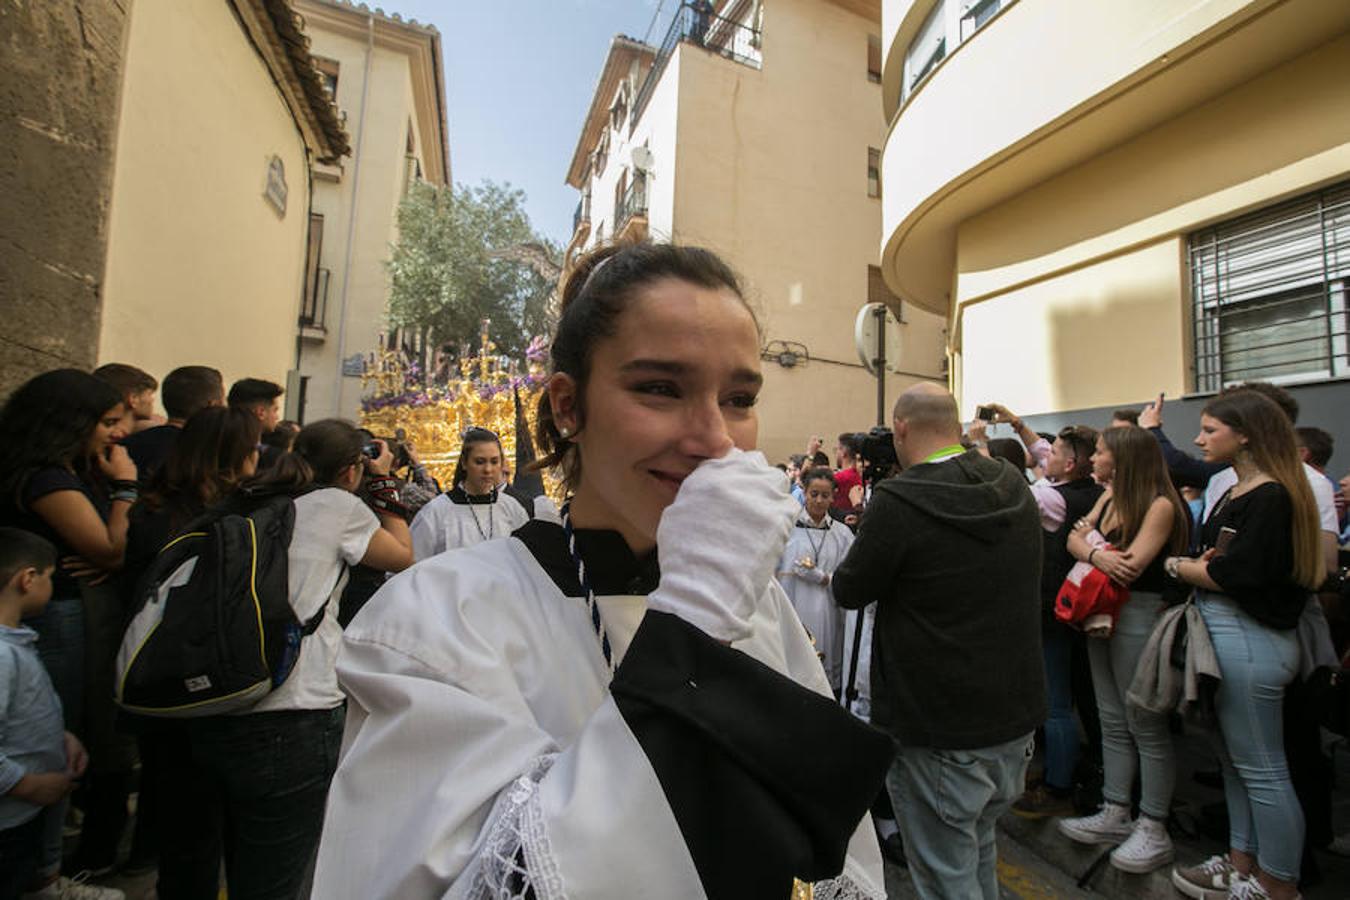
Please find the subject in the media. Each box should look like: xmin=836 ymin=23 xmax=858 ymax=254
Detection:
xmin=833 ymin=383 xmax=1046 ymax=900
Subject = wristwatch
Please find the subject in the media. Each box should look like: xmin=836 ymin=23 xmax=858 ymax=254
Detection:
xmin=1164 ymin=556 xmax=1182 ymax=580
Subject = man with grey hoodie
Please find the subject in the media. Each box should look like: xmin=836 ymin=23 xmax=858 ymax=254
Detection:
xmin=834 ymin=383 xmax=1046 ymax=900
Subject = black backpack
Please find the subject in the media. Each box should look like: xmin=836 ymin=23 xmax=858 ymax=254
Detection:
xmin=115 ymin=491 xmax=321 ymax=717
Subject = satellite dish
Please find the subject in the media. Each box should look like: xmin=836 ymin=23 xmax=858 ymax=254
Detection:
xmin=854 ymin=302 xmax=903 ymax=375
xmin=631 ymin=146 xmax=655 ymax=173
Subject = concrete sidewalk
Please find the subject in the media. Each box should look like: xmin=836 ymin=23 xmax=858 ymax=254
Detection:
xmin=1001 ymin=728 xmax=1350 ymax=899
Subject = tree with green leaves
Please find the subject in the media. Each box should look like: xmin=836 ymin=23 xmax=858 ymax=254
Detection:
xmin=386 ymin=180 xmax=559 ymax=375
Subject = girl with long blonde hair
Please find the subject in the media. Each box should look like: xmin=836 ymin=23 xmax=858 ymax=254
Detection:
xmin=1166 ymin=390 xmax=1320 ymax=900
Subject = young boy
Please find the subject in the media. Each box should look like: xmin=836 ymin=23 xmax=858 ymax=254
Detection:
xmin=0 ymin=528 xmax=116 ymax=900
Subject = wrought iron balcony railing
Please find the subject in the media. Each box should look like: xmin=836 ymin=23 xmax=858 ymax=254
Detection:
xmin=632 ymin=3 xmax=763 ymax=129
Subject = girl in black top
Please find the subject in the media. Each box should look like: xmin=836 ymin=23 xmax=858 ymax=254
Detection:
xmin=0 ymin=369 xmax=134 ymax=889
xmin=1165 ymin=391 xmax=1321 ymax=900
xmin=1060 ymin=426 xmax=1189 ymax=873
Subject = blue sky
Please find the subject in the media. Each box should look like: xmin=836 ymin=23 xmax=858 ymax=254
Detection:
xmin=389 ymin=0 xmax=674 ymax=246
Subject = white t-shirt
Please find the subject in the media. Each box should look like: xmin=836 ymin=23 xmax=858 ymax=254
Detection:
xmin=1203 ymin=462 xmax=1338 ymax=533
xmin=251 ymin=487 xmax=379 ymax=713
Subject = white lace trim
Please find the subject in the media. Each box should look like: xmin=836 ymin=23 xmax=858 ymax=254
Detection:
xmin=812 ymin=873 xmax=884 ymax=900
xmin=468 ymin=755 xmax=568 ymax=900
xmin=812 ymin=855 xmax=886 ymax=900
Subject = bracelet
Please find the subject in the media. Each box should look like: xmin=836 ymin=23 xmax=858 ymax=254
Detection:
xmin=110 ymin=489 xmax=138 ymax=504
xmin=1087 ymin=548 xmax=1099 ymax=567
xmin=110 ymin=479 xmax=138 ymax=492
xmin=1165 ymin=556 xmax=1182 ymax=580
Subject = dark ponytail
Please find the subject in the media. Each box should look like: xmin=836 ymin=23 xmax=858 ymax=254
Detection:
xmin=534 ymin=241 xmax=754 ymax=491
xmin=244 ymin=418 xmax=364 ymax=495
xmin=453 ymin=428 xmax=503 ymax=487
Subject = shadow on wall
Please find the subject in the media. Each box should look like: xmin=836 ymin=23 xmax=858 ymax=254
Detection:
xmin=957 ymin=33 xmax=1350 ymax=276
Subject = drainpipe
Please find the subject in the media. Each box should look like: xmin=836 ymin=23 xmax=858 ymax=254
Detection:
xmin=333 ymin=12 xmax=374 ymax=416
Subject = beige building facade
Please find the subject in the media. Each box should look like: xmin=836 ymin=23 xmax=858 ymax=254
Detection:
xmin=878 ymin=0 xmax=1350 ymax=456
xmin=566 ymin=0 xmax=948 ymax=464
xmin=99 ymin=0 xmax=348 ymax=395
xmin=292 ymin=0 xmax=449 ymax=422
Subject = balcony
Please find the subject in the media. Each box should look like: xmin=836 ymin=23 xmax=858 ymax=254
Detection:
xmin=300 ymin=267 xmax=330 ymax=341
xmin=631 ymin=2 xmax=763 ymax=129
xmin=615 ymin=175 xmax=649 ymax=243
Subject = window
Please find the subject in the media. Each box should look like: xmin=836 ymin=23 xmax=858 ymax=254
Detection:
xmin=1190 ymin=180 xmax=1350 ymax=391
xmin=901 ymin=0 xmax=1013 ymax=104
xmin=314 ymin=57 xmax=340 ymax=102
xmin=614 ymin=169 xmax=628 ymax=229
xmin=867 ymin=148 xmax=881 ymax=199
xmin=593 ymin=131 xmax=609 ymax=178
xmin=867 ymin=35 xmax=882 ymax=83
xmin=610 ymin=82 xmax=629 ymax=131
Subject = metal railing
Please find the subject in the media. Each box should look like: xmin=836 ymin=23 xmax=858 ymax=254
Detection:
xmin=1189 ymin=180 xmax=1350 ymax=391
xmin=300 ymin=267 xmax=330 ymax=329
xmin=615 ymin=175 xmax=649 ymax=233
xmin=632 ymin=3 xmax=763 ymax=129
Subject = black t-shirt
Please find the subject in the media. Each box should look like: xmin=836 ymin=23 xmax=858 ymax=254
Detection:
xmin=0 ymin=467 xmax=110 ymax=595
xmin=123 ymin=425 xmax=180 ymax=483
xmin=1202 ymin=482 xmax=1306 ymax=629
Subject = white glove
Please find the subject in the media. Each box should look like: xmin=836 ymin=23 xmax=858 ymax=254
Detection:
xmin=648 ymin=449 xmax=799 ymax=642
xmin=793 ymin=563 xmax=830 ymax=586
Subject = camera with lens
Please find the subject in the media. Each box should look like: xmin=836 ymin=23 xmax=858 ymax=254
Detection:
xmin=858 ymin=426 xmax=898 ymax=483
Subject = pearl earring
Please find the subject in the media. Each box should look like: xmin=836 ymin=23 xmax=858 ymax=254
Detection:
xmin=559 ymin=426 xmax=571 ymax=438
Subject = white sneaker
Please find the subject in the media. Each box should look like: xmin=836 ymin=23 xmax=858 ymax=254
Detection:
xmin=1057 ymin=802 xmax=1134 ymax=845
xmin=1171 ymin=855 xmax=1237 ymax=900
xmin=1226 ymin=873 xmax=1302 ymax=900
xmin=1109 ymin=816 xmax=1174 ymax=873
xmin=22 ymin=873 xmax=126 ymax=900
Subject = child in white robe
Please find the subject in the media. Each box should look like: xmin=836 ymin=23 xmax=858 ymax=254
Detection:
xmin=408 ymin=428 xmax=532 ymax=560
xmin=776 ymin=467 xmax=854 ymax=693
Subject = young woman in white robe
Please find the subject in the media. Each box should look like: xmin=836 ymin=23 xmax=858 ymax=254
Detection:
xmin=776 ymin=467 xmax=854 ymax=693
xmin=408 ymin=428 xmax=533 ymax=560
xmin=313 ymin=243 xmax=891 ymax=900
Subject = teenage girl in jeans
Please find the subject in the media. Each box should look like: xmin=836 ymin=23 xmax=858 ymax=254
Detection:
xmin=1166 ymin=391 xmax=1322 ymax=900
xmin=153 ymin=419 xmax=414 ymax=900
xmin=1059 ymin=426 xmax=1190 ymax=873
xmin=0 ymin=370 xmax=133 ymax=900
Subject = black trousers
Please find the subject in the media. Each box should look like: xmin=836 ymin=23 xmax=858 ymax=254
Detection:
xmin=152 ymin=706 xmax=344 ymax=900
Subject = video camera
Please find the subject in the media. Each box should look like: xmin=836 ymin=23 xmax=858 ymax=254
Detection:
xmin=857 ymin=426 xmax=898 ymax=484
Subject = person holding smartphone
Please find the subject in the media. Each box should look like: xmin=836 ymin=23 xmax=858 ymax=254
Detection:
xmin=1165 ymin=391 xmax=1323 ymax=900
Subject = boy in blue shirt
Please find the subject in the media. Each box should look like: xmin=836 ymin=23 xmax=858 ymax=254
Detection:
xmin=0 ymin=528 xmax=97 ymax=900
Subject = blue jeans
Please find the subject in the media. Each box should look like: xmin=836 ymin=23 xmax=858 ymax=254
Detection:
xmin=886 ymin=733 xmax=1034 ymax=900
xmin=23 ymin=593 xmax=83 ymax=877
xmin=1197 ymin=592 xmax=1304 ymax=882
xmin=1088 ymin=592 xmax=1175 ymax=819
xmin=1041 ymin=621 xmax=1077 ymax=790
xmin=154 ymin=706 xmax=344 ymax=900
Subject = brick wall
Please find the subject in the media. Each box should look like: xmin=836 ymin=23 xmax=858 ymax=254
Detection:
xmin=0 ymin=0 xmax=128 ymax=397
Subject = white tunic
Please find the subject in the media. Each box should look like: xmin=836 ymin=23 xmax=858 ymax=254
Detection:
xmin=313 ymin=531 xmax=886 ymax=900
xmin=409 ymin=487 xmax=532 ymax=561
xmin=775 ymin=517 xmax=854 ymax=692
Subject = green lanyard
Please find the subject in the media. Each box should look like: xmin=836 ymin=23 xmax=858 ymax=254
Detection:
xmin=922 ymin=445 xmax=965 ymax=463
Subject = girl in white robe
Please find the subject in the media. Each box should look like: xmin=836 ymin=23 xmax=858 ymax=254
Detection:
xmin=776 ymin=467 xmax=854 ymax=693
xmin=314 ymin=243 xmax=890 ymax=900
xmin=409 ymin=428 xmax=533 ymax=560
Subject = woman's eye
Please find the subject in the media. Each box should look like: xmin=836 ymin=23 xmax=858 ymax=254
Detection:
xmin=725 ymin=393 xmax=759 ymax=409
xmin=634 ymin=381 xmax=679 ymax=398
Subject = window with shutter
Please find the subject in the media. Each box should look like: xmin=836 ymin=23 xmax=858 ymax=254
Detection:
xmin=1189 ymin=180 xmax=1350 ymax=391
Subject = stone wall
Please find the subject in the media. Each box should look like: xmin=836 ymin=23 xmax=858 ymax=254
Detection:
xmin=0 ymin=0 xmax=128 ymax=398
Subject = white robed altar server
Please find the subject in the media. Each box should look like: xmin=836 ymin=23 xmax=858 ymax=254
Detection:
xmin=776 ymin=468 xmax=855 ymax=692
xmin=314 ymin=244 xmax=890 ymax=900
xmin=409 ymin=428 xmax=533 ymax=560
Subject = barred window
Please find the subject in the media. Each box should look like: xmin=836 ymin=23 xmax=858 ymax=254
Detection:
xmin=1190 ymin=180 xmax=1350 ymax=392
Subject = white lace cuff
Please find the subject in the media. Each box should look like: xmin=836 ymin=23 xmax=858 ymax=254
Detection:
xmin=467 ymin=755 xmax=568 ymax=900
xmin=812 ymin=855 xmax=886 ymax=900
